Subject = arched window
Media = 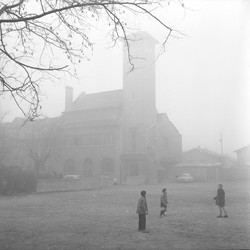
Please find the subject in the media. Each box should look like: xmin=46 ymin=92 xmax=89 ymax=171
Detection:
xmin=63 ymin=158 xmax=76 ymax=175
xmin=101 ymin=158 xmax=115 ymax=177
xmin=83 ymin=158 xmax=93 ymax=177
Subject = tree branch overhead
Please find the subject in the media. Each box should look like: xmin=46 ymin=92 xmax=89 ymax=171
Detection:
xmin=0 ymin=0 xmax=183 ymax=120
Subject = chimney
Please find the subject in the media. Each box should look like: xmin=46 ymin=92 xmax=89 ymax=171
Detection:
xmin=65 ymin=86 xmax=73 ymax=111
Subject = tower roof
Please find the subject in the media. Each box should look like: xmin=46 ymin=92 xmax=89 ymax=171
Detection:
xmin=126 ymin=31 xmax=159 ymax=46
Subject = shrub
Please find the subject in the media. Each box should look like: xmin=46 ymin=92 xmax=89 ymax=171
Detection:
xmin=0 ymin=164 xmax=37 ymax=195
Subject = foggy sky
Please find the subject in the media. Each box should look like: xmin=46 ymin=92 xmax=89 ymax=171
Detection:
xmin=1 ymin=0 xmax=249 ymax=157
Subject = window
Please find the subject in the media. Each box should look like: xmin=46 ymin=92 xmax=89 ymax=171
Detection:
xmin=82 ymin=135 xmax=88 ymax=146
xmin=99 ymin=134 xmax=104 ymax=145
xmin=103 ymin=133 xmax=114 ymax=145
xmin=82 ymin=134 xmax=94 ymax=146
xmin=107 ymin=133 xmax=114 ymax=145
xmin=72 ymin=133 xmax=114 ymax=147
xmin=73 ymin=136 xmax=80 ymax=146
xmin=101 ymin=158 xmax=115 ymax=177
xmin=103 ymin=134 xmax=108 ymax=145
xmin=64 ymin=136 xmax=70 ymax=146
xmin=93 ymin=134 xmax=102 ymax=145
xmin=88 ymin=135 xmax=93 ymax=146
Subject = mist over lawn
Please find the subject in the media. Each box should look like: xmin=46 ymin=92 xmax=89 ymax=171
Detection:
xmin=0 ymin=181 xmax=249 ymax=250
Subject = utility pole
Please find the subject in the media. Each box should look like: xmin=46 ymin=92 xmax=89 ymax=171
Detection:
xmin=217 ymin=132 xmax=224 ymax=181
xmin=219 ymin=132 xmax=224 ymax=164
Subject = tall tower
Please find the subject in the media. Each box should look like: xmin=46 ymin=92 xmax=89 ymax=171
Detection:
xmin=122 ymin=31 xmax=158 ymax=154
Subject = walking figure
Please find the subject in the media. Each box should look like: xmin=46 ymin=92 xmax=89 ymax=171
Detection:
xmin=214 ymin=184 xmax=228 ymax=218
xmin=160 ymin=188 xmax=168 ymax=218
xmin=136 ymin=190 xmax=149 ymax=233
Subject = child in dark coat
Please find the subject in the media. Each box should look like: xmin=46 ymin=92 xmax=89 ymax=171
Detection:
xmin=214 ymin=184 xmax=228 ymax=218
xmin=160 ymin=188 xmax=168 ymax=218
xmin=136 ymin=190 xmax=149 ymax=233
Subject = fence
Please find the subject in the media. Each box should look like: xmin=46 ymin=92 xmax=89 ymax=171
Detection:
xmin=37 ymin=176 xmax=114 ymax=193
xmin=219 ymin=168 xmax=250 ymax=181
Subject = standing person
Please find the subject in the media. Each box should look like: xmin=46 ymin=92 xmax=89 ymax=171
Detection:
xmin=136 ymin=190 xmax=149 ymax=233
xmin=160 ymin=188 xmax=168 ymax=218
xmin=214 ymin=184 xmax=228 ymax=218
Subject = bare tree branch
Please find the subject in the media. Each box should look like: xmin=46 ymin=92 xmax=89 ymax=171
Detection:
xmin=0 ymin=0 xmax=184 ymax=120
xmin=19 ymin=117 xmax=61 ymax=176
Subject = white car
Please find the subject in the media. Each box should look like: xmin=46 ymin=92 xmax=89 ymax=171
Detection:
xmin=63 ymin=175 xmax=80 ymax=180
xmin=178 ymin=173 xmax=194 ymax=182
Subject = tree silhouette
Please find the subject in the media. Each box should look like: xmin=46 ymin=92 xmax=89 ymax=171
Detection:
xmin=20 ymin=117 xmax=61 ymax=176
xmin=0 ymin=114 xmax=13 ymax=166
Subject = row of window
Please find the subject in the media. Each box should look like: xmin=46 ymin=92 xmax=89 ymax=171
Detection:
xmin=64 ymin=158 xmax=115 ymax=177
xmin=65 ymin=133 xmax=114 ymax=147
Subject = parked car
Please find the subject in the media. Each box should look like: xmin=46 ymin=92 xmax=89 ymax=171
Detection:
xmin=113 ymin=178 xmax=118 ymax=185
xmin=178 ymin=173 xmax=194 ymax=182
xmin=63 ymin=175 xmax=80 ymax=180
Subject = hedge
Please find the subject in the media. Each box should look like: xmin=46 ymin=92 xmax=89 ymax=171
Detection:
xmin=0 ymin=165 xmax=37 ymax=195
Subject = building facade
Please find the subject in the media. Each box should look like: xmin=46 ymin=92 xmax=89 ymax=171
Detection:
xmin=57 ymin=32 xmax=182 ymax=184
xmin=174 ymin=147 xmax=237 ymax=181
xmin=235 ymin=145 xmax=250 ymax=168
xmin=174 ymin=147 xmax=222 ymax=181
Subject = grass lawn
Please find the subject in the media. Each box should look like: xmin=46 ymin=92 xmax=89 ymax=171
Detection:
xmin=0 ymin=181 xmax=249 ymax=250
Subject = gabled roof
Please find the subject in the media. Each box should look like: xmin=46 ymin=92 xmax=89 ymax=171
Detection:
xmin=234 ymin=144 xmax=250 ymax=153
xmin=66 ymin=89 xmax=123 ymax=112
xmin=175 ymin=162 xmax=222 ymax=168
xmin=184 ymin=147 xmax=221 ymax=158
xmin=156 ymin=113 xmax=181 ymax=135
xmin=127 ymin=31 xmax=159 ymax=45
